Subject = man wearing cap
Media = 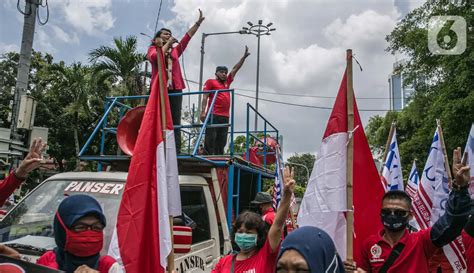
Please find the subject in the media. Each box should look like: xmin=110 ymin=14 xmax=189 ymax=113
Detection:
xmin=251 ymin=192 xmax=276 ymax=227
xmin=200 ymin=46 xmax=250 ymax=155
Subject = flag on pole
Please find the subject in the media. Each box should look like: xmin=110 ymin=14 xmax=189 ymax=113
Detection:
xmin=412 ymin=128 xmax=466 ymax=271
xmin=381 ymin=128 xmax=404 ymax=191
xmin=297 ymin=70 xmax=384 ymax=262
xmin=463 ymin=123 xmax=474 ymax=198
xmin=405 ymin=160 xmax=419 ymax=200
xmin=108 ymin=47 xmax=181 ymax=272
xmin=272 ymin=145 xmax=284 ymax=209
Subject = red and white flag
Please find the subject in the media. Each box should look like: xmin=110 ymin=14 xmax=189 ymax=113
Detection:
xmin=108 ymin=48 xmax=181 ymax=272
xmin=297 ymin=70 xmax=384 ymax=263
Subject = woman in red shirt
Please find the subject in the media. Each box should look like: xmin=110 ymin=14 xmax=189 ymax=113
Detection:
xmin=147 ymin=9 xmax=204 ymax=153
xmin=212 ymin=167 xmax=296 ymax=273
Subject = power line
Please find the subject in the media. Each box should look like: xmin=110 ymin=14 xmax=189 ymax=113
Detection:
xmin=234 ymin=92 xmax=389 ymax=112
xmin=185 ymin=78 xmax=390 ymax=100
xmin=153 ymin=0 xmax=164 ymax=34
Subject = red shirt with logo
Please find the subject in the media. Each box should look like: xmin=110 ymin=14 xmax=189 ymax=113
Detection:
xmin=211 ymin=237 xmax=278 ymax=273
xmin=360 ymin=228 xmax=438 ymax=273
xmin=203 ymin=74 xmax=233 ymax=117
xmin=462 ymin=230 xmax=474 ymax=273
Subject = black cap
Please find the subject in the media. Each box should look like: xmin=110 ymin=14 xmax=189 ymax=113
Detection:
xmin=251 ymin=192 xmax=273 ymax=205
xmin=215 ymin=66 xmax=228 ymax=73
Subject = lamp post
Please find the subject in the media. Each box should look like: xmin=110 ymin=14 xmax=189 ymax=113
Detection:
xmin=197 ymin=30 xmax=248 ymax=116
xmin=241 ymin=20 xmax=275 ymax=130
xmin=285 ymin=161 xmax=310 ymax=185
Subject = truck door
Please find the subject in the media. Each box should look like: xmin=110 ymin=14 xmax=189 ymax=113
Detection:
xmin=175 ymin=185 xmax=219 ymax=273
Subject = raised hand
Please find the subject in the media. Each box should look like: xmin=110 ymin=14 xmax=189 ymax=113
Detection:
xmin=15 ymin=138 xmax=46 ymax=179
xmin=283 ymin=166 xmax=295 ymax=194
xmin=452 ymin=147 xmax=470 ymax=187
xmin=197 ymin=9 xmax=205 ymax=25
xmin=243 ymin=45 xmax=250 ymax=58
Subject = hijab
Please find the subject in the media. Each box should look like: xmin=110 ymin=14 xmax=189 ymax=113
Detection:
xmin=53 ymin=194 xmax=106 ymax=273
xmin=278 ymin=226 xmax=345 ymax=273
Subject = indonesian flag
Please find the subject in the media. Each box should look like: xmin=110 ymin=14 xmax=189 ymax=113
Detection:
xmin=412 ymin=128 xmax=466 ymax=271
xmin=297 ymin=70 xmax=384 ymax=263
xmin=463 ymin=123 xmax=474 ymax=198
xmin=381 ymin=128 xmax=404 ymax=191
xmin=108 ymin=47 xmax=181 ymax=272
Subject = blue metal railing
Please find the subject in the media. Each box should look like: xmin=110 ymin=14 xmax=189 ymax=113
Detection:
xmin=78 ymin=90 xmax=278 ymax=170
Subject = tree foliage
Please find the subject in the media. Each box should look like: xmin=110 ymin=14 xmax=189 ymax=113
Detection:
xmin=366 ymin=1 xmax=473 ymax=178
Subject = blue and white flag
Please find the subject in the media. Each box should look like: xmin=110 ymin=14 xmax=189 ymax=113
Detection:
xmin=412 ymin=128 xmax=466 ymax=271
xmin=381 ymin=128 xmax=404 ymax=191
xmin=405 ymin=160 xmax=419 ymax=200
xmin=273 ymin=145 xmax=284 ymax=209
xmin=463 ymin=123 xmax=474 ymax=198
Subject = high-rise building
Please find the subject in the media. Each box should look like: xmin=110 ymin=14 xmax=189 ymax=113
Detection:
xmin=388 ymin=60 xmax=415 ymax=111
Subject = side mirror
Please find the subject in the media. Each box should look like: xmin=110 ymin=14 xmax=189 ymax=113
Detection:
xmin=173 ymin=226 xmax=192 ymax=254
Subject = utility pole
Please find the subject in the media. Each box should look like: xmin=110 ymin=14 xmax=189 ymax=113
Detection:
xmin=10 ymin=0 xmax=39 ymax=142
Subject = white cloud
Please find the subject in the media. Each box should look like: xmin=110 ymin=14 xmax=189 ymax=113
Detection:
xmin=159 ymin=0 xmax=400 ymax=155
xmin=35 ymin=28 xmax=57 ymax=53
xmin=0 ymin=43 xmax=19 ymax=53
xmin=58 ymin=0 xmax=115 ymax=36
xmin=50 ymin=25 xmax=80 ymax=44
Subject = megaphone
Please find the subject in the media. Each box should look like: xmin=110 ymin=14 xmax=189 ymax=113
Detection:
xmin=116 ymin=106 xmax=146 ymax=156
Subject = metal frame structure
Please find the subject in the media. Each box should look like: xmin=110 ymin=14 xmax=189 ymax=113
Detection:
xmin=78 ymin=90 xmax=280 ymax=229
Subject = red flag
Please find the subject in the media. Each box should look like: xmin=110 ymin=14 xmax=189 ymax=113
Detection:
xmin=108 ymin=47 xmax=180 ymax=272
xmin=298 ymin=70 xmax=384 ymax=263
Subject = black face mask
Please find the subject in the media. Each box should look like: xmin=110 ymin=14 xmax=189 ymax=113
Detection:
xmin=381 ymin=214 xmax=409 ymax=232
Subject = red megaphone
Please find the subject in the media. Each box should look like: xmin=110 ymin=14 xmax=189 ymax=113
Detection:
xmin=116 ymin=106 xmax=146 ymax=156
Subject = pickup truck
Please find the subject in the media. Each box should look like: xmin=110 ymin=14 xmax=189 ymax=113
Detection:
xmin=0 ymin=170 xmax=234 ymax=273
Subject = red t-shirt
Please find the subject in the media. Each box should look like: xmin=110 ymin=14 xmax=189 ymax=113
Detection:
xmin=211 ymin=237 xmax=279 ymax=273
xmin=360 ymin=228 xmax=438 ymax=273
xmin=37 ymin=251 xmax=117 ymax=273
xmin=462 ymin=230 xmax=474 ymax=273
xmin=262 ymin=208 xmax=275 ymax=226
xmin=203 ymin=74 xmax=234 ymax=117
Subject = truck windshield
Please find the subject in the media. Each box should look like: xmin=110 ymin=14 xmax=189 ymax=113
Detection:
xmin=0 ymin=179 xmax=124 ymax=253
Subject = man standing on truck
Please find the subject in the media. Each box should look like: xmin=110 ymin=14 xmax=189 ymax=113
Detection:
xmin=200 ymin=46 xmax=250 ymax=155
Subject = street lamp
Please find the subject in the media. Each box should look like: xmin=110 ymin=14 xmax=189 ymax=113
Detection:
xmin=197 ymin=30 xmax=248 ymax=116
xmin=241 ymin=20 xmax=276 ymax=130
xmin=285 ymin=161 xmax=310 ymax=185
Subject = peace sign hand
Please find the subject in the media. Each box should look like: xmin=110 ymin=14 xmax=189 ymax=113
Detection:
xmin=283 ymin=166 xmax=296 ymax=195
xmin=452 ymin=147 xmax=470 ymax=187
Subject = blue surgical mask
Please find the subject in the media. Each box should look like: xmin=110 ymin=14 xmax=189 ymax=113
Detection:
xmin=235 ymin=233 xmax=257 ymax=251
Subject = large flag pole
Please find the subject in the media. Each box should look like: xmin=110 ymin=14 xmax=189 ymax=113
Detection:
xmin=156 ymin=42 xmax=175 ymax=273
xmin=436 ymin=119 xmax=453 ymax=186
xmin=346 ymin=49 xmax=354 ymax=262
xmin=380 ymin=122 xmax=397 ymax=174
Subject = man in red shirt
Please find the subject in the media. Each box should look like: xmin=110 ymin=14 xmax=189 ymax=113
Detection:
xmin=147 ymin=9 xmax=204 ymax=153
xmin=463 ymin=216 xmax=474 ymax=273
xmin=251 ymin=192 xmax=276 ymax=226
xmin=345 ymin=147 xmax=471 ymax=273
xmin=199 ymin=46 xmax=250 ymax=155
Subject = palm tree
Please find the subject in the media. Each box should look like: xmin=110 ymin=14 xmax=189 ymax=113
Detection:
xmin=51 ymin=62 xmax=95 ymax=169
xmin=89 ymin=36 xmax=146 ymax=97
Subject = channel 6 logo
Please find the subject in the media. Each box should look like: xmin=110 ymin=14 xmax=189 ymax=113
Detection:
xmin=428 ymin=16 xmax=466 ymax=55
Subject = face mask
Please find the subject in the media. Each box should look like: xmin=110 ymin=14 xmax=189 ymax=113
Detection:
xmin=56 ymin=212 xmax=104 ymax=257
xmin=381 ymin=214 xmax=409 ymax=232
xmin=235 ymin=233 xmax=257 ymax=251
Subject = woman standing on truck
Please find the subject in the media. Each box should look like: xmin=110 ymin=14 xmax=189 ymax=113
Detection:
xmin=211 ymin=166 xmax=296 ymax=273
xmin=37 ymin=194 xmax=123 ymax=273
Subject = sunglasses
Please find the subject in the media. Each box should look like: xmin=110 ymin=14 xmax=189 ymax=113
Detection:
xmin=380 ymin=208 xmax=409 ymax=217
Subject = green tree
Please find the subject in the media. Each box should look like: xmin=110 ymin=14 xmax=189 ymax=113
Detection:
xmin=287 ymin=153 xmax=315 ymax=197
xmin=366 ymin=1 xmax=473 ymax=178
xmin=89 ymin=36 xmax=146 ymax=97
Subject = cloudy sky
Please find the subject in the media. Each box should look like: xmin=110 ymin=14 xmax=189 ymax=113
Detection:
xmin=1 ymin=0 xmax=424 ymax=158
